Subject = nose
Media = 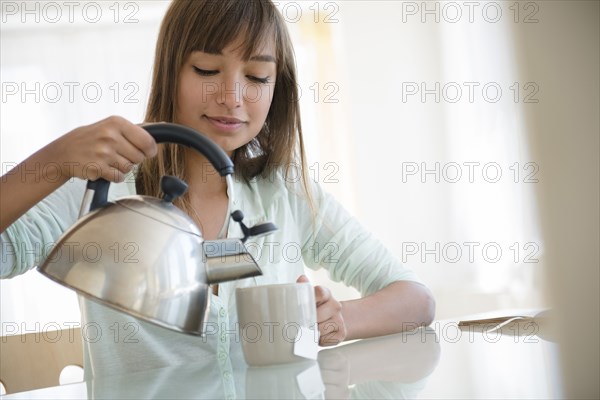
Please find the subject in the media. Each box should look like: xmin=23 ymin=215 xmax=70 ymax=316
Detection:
xmin=217 ymin=74 xmax=242 ymax=109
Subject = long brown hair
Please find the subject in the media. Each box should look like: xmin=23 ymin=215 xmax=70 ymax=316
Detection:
xmin=136 ymin=0 xmax=312 ymax=216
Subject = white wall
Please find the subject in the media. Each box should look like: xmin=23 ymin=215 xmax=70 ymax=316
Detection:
xmin=511 ymin=2 xmax=599 ymax=397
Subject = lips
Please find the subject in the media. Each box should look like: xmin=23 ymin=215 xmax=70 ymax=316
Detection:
xmin=206 ymin=116 xmax=245 ymax=124
xmin=203 ymin=115 xmax=246 ymax=133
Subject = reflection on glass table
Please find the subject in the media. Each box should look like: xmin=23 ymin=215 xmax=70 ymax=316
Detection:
xmin=237 ymin=327 xmax=441 ymax=400
xmin=1 ymin=313 xmax=561 ymax=399
xmin=317 ymin=327 xmax=441 ymax=400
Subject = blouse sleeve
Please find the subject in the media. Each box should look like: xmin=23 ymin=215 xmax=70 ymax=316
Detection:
xmin=1 ymin=178 xmax=85 ymax=278
xmin=291 ymin=180 xmax=423 ymax=297
xmin=1 ymin=176 xmax=135 ymax=279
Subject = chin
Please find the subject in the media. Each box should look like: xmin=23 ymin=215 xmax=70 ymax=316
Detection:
xmin=182 ymin=122 xmax=254 ymax=155
xmin=209 ymin=136 xmax=247 ymax=157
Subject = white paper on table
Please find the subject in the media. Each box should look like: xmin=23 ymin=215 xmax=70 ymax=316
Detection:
xmin=293 ymin=325 xmax=319 ymax=360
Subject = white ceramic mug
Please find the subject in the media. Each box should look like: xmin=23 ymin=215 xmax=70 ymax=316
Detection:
xmin=236 ymin=282 xmax=318 ymax=366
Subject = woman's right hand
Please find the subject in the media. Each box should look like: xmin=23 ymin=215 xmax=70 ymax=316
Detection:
xmin=48 ymin=116 xmax=157 ymax=182
xmin=1 ymin=116 xmax=157 ymax=232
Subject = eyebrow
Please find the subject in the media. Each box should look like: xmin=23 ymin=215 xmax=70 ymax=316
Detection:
xmin=194 ymin=50 xmax=276 ymax=64
xmin=250 ymin=54 xmax=276 ymax=63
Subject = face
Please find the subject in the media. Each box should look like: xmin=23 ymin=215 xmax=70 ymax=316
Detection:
xmin=176 ymin=36 xmax=277 ymax=156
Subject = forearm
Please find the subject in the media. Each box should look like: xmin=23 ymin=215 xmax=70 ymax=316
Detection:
xmin=1 ymin=117 xmax=158 ymax=234
xmin=1 ymin=148 xmax=69 ymax=232
xmin=341 ymin=281 xmax=435 ymax=341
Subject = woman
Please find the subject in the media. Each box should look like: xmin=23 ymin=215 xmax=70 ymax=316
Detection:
xmin=0 ymin=0 xmax=434 ymax=378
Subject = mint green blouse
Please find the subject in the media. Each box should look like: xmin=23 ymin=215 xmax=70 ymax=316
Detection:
xmin=1 ymin=170 xmax=421 ymax=380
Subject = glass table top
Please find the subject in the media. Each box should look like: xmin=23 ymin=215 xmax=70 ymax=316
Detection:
xmin=2 ymin=316 xmax=562 ymax=399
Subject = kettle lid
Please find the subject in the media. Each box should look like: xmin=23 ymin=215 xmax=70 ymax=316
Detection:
xmin=116 ymin=196 xmax=202 ymax=237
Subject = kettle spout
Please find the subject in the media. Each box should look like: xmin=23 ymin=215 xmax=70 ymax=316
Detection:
xmin=203 ymin=239 xmax=262 ymax=284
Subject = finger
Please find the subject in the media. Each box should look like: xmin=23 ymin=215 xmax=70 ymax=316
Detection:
xmin=101 ymin=160 xmax=129 ymax=182
xmin=101 ymin=116 xmax=157 ymax=159
xmin=320 ymin=329 xmax=344 ymax=346
xmin=108 ymin=155 xmax=135 ymax=175
xmin=115 ymin=144 xmax=146 ymax=167
xmin=296 ymin=274 xmax=310 ymax=284
xmin=314 ymin=285 xmax=331 ymax=307
xmin=317 ymin=300 xmax=342 ymax=324
xmin=319 ymin=317 xmax=346 ymax=346
xmin=104 ymin=168 xmax=126 ymax=183
xmin=93 ymin=151 xmax=132 ymax=182
xmin=120 ymin=120 xmax=157 ymax=158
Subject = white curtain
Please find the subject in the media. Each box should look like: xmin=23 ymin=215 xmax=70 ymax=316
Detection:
xmin=302 ymin=1 xmax=543 ymax=318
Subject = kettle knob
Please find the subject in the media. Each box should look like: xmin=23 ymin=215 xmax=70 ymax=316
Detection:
xmin=161 ymin=176 xmax=188 ymax=203
xmin=230 ymin=210 xmax=278 ymax=242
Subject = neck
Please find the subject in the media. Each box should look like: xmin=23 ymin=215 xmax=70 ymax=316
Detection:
xmin=184 ymin=148 xmax=228 ymax=196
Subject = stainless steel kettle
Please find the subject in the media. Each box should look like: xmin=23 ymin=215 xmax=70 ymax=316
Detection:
xmin=38 ymin=122 xmax=276 ymax=335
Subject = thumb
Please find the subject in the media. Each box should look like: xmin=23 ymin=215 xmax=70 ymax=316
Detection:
xmin=296 ymin=274 xmax=310 ymax=284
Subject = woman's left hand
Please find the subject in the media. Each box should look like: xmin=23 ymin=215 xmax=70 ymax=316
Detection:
xmin=297 ymin=275 xmax=347 ymax=346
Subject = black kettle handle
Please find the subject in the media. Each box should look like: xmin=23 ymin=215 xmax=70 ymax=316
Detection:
xmin=87 ymin=122 xmax=234 ymax=211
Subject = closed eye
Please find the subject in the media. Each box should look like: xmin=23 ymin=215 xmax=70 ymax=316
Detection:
xmin=193 ymin=66 xmax=217 ymax=76
xmin=193 ymin=66 xmax=271 ymax=84
xmin=248 ymin=76 xmax=270 ymax=84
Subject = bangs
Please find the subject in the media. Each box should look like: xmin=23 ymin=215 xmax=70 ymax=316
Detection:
xmin=184 ymin=0 xmax=278 ymax=61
